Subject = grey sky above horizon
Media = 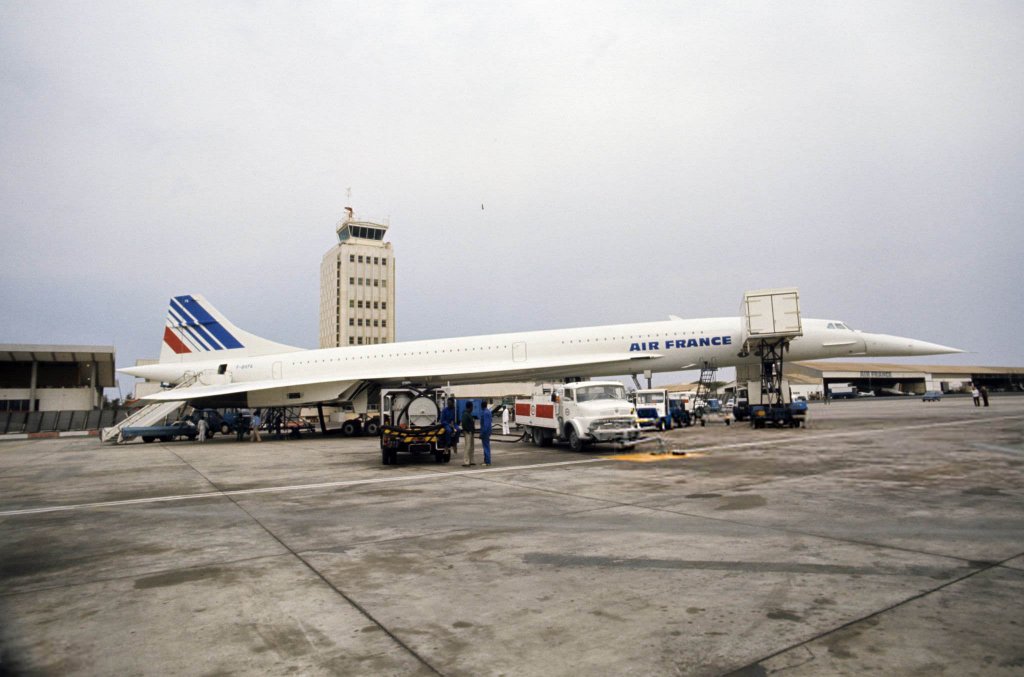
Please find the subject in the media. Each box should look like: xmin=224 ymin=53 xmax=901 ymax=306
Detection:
xmin=2 ymin=1 xmax=1022 ymax=394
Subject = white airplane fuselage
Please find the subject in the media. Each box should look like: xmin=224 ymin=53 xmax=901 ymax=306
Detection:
xmin=125 ymin=314 xmax=959 ymax=408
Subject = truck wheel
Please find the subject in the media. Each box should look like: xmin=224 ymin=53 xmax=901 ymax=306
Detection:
xmin=382 ymin=448 xmax=390 ymax=465
xmin=221 ymin=424 xmax=230 ymax=435
xmin=443 ymin=450 xmax=451 ymax=463
xmin=531 ymin=427 xmax=545 ymax=447
xmin=568 ymin=428 xmax=583 ymax=452
xmin=657 ymin=420 xmax=665 ymax=431
xmin=364 ymin=419 xmax=381 ymax=436
xmin=341 ymin=420 xmax=360 ymax=437
xmin=142 ymin=436 xmax=155 ymax=443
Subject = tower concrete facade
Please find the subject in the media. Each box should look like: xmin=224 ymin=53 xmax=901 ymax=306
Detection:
xmin=319 ymin=209 xmax=396 ymax=348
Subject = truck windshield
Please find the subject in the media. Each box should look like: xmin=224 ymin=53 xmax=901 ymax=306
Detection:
xmin=636 ymin=392 xmax=665 ymax=404
xmin=575 ymin=385 xmax=626 ymax=402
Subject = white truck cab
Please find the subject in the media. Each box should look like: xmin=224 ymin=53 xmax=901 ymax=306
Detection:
xmin=515 ymin=381 xmax=640 ymax=451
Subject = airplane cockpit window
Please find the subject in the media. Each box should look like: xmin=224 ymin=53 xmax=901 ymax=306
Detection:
xmin=836 ymin=322 xmax=849 ymax=330
xmin=827 ymin=323 xmax=836 ymax=329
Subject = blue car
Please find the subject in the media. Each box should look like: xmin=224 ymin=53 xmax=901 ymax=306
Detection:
xmin=922 ymin=391 xmax=943 ymax=402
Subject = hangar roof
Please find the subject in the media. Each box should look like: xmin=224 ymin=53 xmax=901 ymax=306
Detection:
xmin=0 ymin=344 xmax=116 ymax=387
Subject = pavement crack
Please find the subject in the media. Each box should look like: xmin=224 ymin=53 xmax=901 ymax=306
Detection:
xmin=164 ymin=448 xmax=445 ymax=676
xmin=722 ymin=550 xmax=1024 ymax=675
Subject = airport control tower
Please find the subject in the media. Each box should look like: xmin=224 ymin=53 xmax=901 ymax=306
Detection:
xmin=319 ymin=207 xmax=396 ymax=348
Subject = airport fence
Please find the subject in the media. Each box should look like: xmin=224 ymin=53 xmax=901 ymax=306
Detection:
xmin=0 ymin=408 xmax=130 ymax=435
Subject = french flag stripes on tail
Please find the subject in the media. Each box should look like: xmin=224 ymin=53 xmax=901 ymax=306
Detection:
xmin=163 ymin=295 xmax=244 ymax=354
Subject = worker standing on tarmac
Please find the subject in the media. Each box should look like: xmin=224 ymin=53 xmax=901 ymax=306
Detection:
xmin=250 ymin=411 xmax=262 ymax=442
xmin=461 ymin=401 xmax=476 ymax=467
xmin=196 ymin=416 xmax=209 ymax=443
xmin=501 ymin=405 xmax=511 ymax=435
xmin=441 ymin=398 xmax=459 ymax=456
xmin=480 ymin=401 xmax=493 ymax=467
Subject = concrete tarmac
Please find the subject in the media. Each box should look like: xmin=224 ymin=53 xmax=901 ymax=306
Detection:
xmin=1 ymin=396 xmax=1023 ymax=676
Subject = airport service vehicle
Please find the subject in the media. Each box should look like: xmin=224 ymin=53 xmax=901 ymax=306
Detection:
xmin=668 ymin=393 xmax=693 ymax=427
xmin=697 ymin=398 xmax=732 ymax=427
xmin=122 ymin=420 xmax=198 ymax=443
xmin=515 ymin=381 xmax=640 ymax=451
xmin=744 ymin=380 xmax=808 ymax=428
xmin=922 ymin=391 xmax=943 ymax=402
xmin=732 ymin=397 xmax=751 ymax=422
xmin=828 ymin=384 xmax=857 ymax=400
xmin=123 ymin=291 xmax=962 ymax=416
xmin=379 ymin=386 xmax=452 ymax=465
xmin=635 ymin=406 xmax=661 ymax=431
xmin=632 ymin=389 xmax=674 ymax=430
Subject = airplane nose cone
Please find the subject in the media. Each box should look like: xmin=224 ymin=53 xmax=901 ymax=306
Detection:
xmin=864 ymin=333 xmax=964 ymax=357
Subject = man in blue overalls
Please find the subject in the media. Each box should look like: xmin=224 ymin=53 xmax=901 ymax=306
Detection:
xmin=479 ymin=400 xmax=493 ymax=466
xmin=440 ymin=398 xmax=459 ymax=457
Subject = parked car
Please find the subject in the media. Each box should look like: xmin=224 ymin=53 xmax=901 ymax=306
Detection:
xmin=123 ymin=419 xmax=198 ymax=443
xmin=922 ymin=391 xmax=943 ymax=402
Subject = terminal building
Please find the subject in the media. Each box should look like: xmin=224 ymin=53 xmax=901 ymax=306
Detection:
xmin=0 ymin=344 xmax=115 ymax=412
xmin=319 ymin=208 xmax=396 ymax=348
xmin=714 ymin=361 xmax=1024 ymax=400
xmin=787 ymin=361 xmax=1024 ymax=397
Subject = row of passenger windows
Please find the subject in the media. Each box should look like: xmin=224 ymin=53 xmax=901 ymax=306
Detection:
xmin=560 ymin=331 xmax=711 ymax=344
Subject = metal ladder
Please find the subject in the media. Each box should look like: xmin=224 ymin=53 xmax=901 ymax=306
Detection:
xmin=693 ymin=360 xmax=718 ymax=418
xmin=100 ymin=373 xmax=199 ymax=442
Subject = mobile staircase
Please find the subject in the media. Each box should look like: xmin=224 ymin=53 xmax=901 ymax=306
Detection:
xmin=100 ymin=374 xmax=199 ymax=442
xmin=692 ymin=360 xmax=719 ymax=422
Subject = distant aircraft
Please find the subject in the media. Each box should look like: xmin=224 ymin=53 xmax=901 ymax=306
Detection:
xmin=120 ymin=293 xmax=961 ymax=408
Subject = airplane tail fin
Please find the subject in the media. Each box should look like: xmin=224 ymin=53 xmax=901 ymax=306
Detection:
xmin=159 ymin=294 xmax=300 ymax=364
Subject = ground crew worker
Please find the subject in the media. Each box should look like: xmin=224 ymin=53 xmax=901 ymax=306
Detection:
xmin=441 ymin=398 xmax=458 ymax=455
xmin=480 ymin=401 xmax=493 ymax=466
xmin=196 ymin=417 xmax=209 ymax=443
xmin=501 ymin=405 xmax=510 ymax=435
xmin=250 ymin=411 xmax=262 ymax=442
xmin=461 ymin=401 xmax=476 ymax=466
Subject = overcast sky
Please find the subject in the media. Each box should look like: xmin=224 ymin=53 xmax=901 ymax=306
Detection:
xmin=2 ymin=1 xmax=1022 ymax=395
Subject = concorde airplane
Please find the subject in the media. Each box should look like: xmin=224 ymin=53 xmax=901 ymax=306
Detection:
xmin=119 ymin=293 xmax=962 ymax=409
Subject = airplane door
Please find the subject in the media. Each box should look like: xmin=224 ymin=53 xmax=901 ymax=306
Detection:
xmin=513 ymin=342 xmax=527 ymax=363
xmin=272 ymin=362 xmax=282 ymax=379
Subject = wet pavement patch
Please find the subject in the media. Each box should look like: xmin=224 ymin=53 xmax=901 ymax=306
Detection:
xmin=134 ymin=566 xmax=234 ymax=590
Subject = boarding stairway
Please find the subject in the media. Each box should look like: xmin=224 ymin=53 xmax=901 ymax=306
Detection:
xmin=693 ymin=360 xmax=719 ymax=418
xmin=100 ymin=373 xmax=199 ymax=442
